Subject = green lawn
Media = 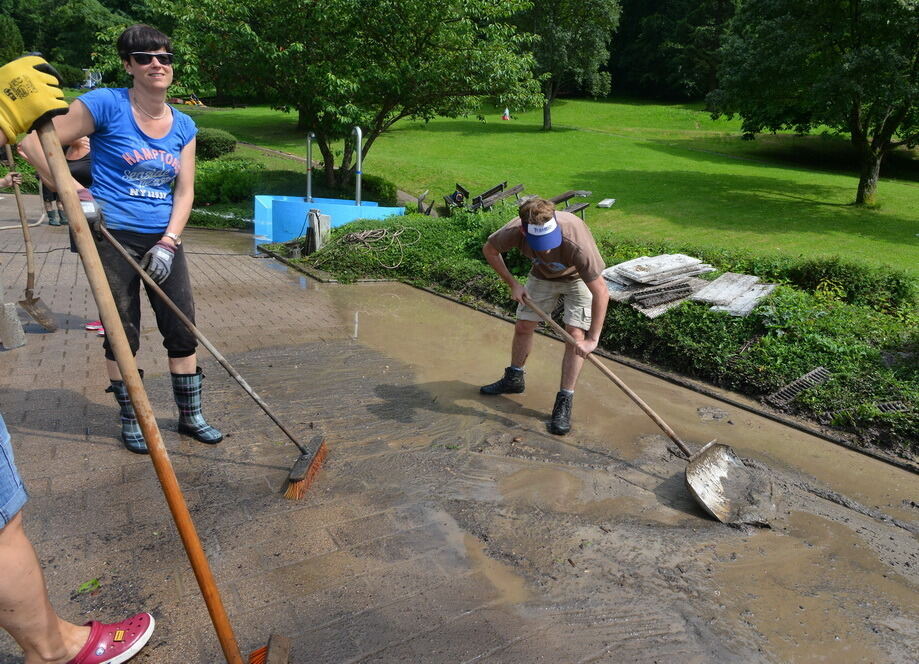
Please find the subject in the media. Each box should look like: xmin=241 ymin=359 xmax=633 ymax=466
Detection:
xmin=187 ymin=98 xmax=919 ymax=276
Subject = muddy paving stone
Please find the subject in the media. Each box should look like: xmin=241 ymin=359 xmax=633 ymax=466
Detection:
xmin=1 ymin=215 xmax=917 ymax=663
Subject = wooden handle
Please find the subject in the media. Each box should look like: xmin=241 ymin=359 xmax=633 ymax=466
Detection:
xmin=3 ymin=144 xmax=36 ymax=294
xmin=35 ymin=123 xmax=244 ymax=664
xmin=523 ymin=295 xmax=692 ymax=457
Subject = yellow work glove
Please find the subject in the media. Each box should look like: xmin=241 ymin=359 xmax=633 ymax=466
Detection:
xmin=0 ymin=55 xmax=69 ymax=143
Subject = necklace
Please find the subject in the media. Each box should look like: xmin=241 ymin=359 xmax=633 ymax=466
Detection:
xmin=130 ymin=90 xmax=169 ymax=121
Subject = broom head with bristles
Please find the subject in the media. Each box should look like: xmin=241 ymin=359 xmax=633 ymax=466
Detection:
xmin=248 ymin=633 xmax=292 ymax=663
xmin=283 ymin=435 xmax=327 ymax=500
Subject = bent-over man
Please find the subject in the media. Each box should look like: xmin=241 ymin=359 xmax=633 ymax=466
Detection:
xmin=480 ymin=197 xmax=608 ymax=435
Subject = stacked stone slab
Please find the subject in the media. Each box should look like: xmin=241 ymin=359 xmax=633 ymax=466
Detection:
xmin=691 ymin=272 xmax=776 ymax=316
xmin=601 ymin=254 xmax=714 ymax=319
xmin=602 ymin=258 xmax=776 ymax=319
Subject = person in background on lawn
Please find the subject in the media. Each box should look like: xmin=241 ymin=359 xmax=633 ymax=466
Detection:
xmin=19 ymin=24 xmax=223 ymax=454
xmin=479 ymin=197 xmax=609 ymax=436
xmin=0 ymin=54 xmax=155 ymax=664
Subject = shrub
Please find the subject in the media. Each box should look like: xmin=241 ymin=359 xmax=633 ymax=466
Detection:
xmin=360 ymin=173 xmax=399 ymax=207
xmin=0 ymin=15 xmax=24 ymax=64
xmin=195 ymin=158 xmax=262 ymax=204
xmin=50 ymin=63 xmax=85 ymax=88
xmin=196 ymin=128 xmax=238 ymax=161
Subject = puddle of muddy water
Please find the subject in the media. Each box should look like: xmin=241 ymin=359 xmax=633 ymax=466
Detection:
xmin=463 ymin=534 xmax=531 ymax=605
xmin=319 ymin=282 xmax=917 ymax=527
xmin=712 ymin=510 xmax=918 ymax=662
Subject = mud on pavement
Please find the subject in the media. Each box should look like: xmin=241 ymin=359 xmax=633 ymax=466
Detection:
xmin=0 ymin=223 xmax=916 ymax=663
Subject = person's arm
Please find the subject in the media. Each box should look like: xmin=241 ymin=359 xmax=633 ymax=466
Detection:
xmin=160 ymin=137 xmax=196 ymax=248
xmin=483 ymin=240 xmax=528 ymax=304
xmin=0 ymin=171 xmax=21 ymax=189
xmin=17 ymin=100 xmax=94 ymax=192
xmin=574 ymin=276 xmax=610 ymax=357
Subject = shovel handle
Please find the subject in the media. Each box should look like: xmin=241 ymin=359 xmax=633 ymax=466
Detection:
xmin=522 ymin=295 xmax=692 ymax=457
xmin=3 ymin=144 xmax=36 ymax=294
xmin=35 ymin=122 xmax=244 ymax=664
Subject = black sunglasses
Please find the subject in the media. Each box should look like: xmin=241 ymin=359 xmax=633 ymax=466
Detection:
xmin=130 ymin=52 xmax=174 ymax=65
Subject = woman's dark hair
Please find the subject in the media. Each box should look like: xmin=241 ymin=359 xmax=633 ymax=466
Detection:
xmin=117 ymin=24 xmax=172 ymax=62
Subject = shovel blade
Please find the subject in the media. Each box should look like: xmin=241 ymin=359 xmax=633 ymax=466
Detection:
xmin=18 ymin=296 xmax=58 ymax=332
xmin=685 ymin=443 xmax=776 ymax=526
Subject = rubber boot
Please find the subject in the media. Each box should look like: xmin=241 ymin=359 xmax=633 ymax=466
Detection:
xmin=548 ymin=391 xmax=573 ymax=435
xmin=58 ymin=209 xmax=68 ymax=225
xmin=47 ymin=209 xmax=61 ymax=226
xmin=106 ymin=376 xmax=148 ymax=454
xmin=480 ymin=366 xmax=525 ymax=395
xmin=171 ymin=367 xmax=223 ymax=444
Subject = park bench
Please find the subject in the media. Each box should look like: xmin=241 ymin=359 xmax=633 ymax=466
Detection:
xmin=472 ymin=183 xmax=525 ymax=211
xmin=549 ymin=190 xmax=592 ymax=219
xmin=468 ymin=181 xmax=507 ymax=210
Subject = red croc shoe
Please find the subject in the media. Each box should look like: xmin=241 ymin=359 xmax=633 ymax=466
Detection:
xmin=65 ymin=612 xmax=155 ymax=664
xmin=84 ymin=320 xmax=103 ymax=330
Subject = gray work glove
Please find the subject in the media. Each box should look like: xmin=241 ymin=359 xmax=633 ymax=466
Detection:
xmin=139 ymin=240 xmax=175 ymax=283
xmin=77 ymin=188 xmax=105 ymax=241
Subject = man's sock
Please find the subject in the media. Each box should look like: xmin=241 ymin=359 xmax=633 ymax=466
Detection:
xmin=560 ymin=388 xmax=574 ymax=396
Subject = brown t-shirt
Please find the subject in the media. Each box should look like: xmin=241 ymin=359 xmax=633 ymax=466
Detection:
xmin=487 ymin=210 xmax=605 ymax=282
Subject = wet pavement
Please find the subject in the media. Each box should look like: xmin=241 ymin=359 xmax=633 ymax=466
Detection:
xmin=1 ymin=194 xmax=917 ymax=663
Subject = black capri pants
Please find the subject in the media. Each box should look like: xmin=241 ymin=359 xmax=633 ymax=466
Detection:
xmin=96 ymin=229 xmax=197 ymax=360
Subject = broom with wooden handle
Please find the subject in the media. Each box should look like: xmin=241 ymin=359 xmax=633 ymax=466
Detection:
xmin=96 ymin=224 xmax=327 ymax=500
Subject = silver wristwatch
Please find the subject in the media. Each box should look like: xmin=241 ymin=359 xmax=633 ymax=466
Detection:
xmin=164 ymin=232 xmax=182 ymax=245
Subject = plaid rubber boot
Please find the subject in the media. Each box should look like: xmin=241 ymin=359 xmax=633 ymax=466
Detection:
xmin=106 ymin=377 xmax=148 ymax=454
xmin=171 ymin=367 xmax=223 ymax=444
xmin=480 ymin=367 xmax=525 ymax=395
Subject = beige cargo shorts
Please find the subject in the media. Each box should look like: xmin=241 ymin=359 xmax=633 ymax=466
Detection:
xmin=517 ymin=276 xmax=592 ymax=330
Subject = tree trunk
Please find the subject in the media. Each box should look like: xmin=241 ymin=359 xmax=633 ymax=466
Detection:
xmin=542 ymin=100 xmax=552 ymax=131
xmin=856 ymin=147 xmax=883 ymax=205
xmin=317 ymin=139 xmax=336 ymax=188
xmin=297 ymin=108 xmax=310 ymax=131
xmin=336 ymin=140 xmax=355 ymax=189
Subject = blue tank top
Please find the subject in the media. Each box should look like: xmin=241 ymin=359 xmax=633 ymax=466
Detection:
xmin=79 ymin=88 xmax=197 ymax=233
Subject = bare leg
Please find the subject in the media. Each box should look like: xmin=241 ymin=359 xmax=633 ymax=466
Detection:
xmin=0 ymin=512 xmax=89 ymax=664
xmin=511 ymin=320 xmax=538 ymax=368
xmin=106 ymin=353 xmax=197 ymax=380
xmin=560 ymin=325 xmax=586 ymax=391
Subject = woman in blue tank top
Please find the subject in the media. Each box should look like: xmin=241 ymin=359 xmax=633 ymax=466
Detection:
xmin=20 ymin=25 xmax=222 ymax=453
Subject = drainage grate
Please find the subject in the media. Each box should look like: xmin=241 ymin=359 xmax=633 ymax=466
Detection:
xmin=875 ymin=401 xmax=910 ymax=413
xmin=765 ymin=367 xmax=831 ymax=407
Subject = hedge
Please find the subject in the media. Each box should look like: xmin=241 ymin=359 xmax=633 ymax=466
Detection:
xmin=197 ymin=128 xmax=238 ymax=161
xmin=270 ymin=206 xmax=917 ymax=454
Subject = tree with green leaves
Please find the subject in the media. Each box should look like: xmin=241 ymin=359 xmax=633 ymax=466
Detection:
xmin=0 ymin=14 xmax=25 ymax=64
xmin=709 ymin=0 xmax=918 ymax=205
xmin=252 ymin=0 xmax=541 ymax=187
xmin=609 ymin=0 xmax=736 ymax=100
xmin=515 ymin=0 xmax=620 ymax=130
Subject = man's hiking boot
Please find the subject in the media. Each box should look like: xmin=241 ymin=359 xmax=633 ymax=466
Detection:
xmin=480 ymin=367 xmax=525 ymax=395
xmin=548 ymin=391 xmax=573 ymax=435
